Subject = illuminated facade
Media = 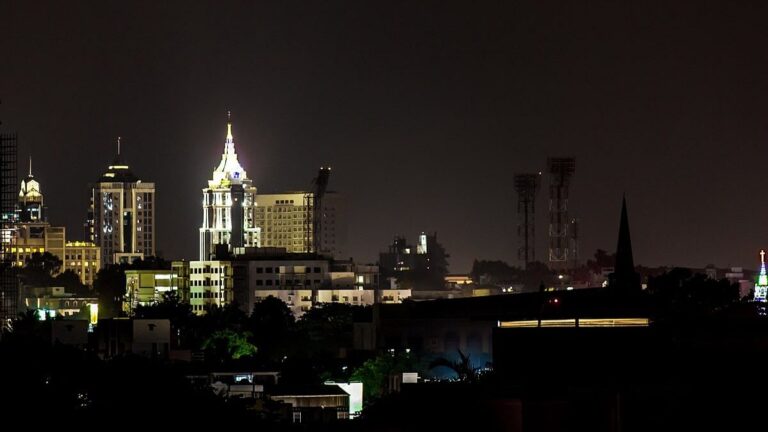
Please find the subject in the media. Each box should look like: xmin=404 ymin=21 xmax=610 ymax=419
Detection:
xmin=754 ymin=250 xmax=768 ymax=302
xmin=123 ymin=269 xmax=181 ymax=315
xmin=184 ymin=260 xmax=234 ymax=315
xmin=199 ymin=117 xmax=259 ymax=260
xmin=17 ymin=157 xmax=45 ymax=222
xmin=254 ymin=191 xmax=344 ymax=257
xmin=64 ymin=241 xmax=101 ymax=287
xmin=88 ymin=141 xmax=155 ymax=266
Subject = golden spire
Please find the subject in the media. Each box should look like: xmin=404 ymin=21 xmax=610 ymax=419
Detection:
xmin=226 ymin=110 xmax=233 ymax=142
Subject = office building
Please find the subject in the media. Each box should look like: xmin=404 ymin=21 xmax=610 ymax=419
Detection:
xmin=64 ymin=241 xmax=101 ymax=287
xmin=123 ymin=268 xmax=181 ymax=315
xmin=199 ymin=116 xmax=260 ymax=260
xmin=88 ymin=139 xmax=155 ymax=266
xmin=184 ymin=260 xmax=234 ymax=314
xmin=254 ymin=190 xmax=345 ymax=258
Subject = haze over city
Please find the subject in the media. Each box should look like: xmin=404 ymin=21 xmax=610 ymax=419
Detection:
xmin=2 ymin=1 xmax=767 ymax=271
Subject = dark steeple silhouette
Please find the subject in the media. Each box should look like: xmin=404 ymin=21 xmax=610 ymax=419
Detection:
xmin=609 ymin=196 xmax=641 ymax=290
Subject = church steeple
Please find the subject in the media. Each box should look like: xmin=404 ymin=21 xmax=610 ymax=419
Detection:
xmin=609 ymin=195 xmax=640 ymax=290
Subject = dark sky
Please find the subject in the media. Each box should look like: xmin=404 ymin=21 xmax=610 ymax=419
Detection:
xmin=1 ymin=1 xmax=767 ymax=272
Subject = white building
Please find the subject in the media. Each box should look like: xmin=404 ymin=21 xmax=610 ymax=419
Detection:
xmin=232 ymin=251 xmax=410 ymax=317
xmin=88 ymin=140 xmax=155 ymax=266
xmin=188 ymin=260 xmax=234 ymax=315
xmin=199 ymin=116 xmax=260 ymax=260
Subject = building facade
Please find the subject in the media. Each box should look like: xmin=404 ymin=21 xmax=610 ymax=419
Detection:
xmin=64 ymin=241 xmax=100 ymax=287
xmin=3 ymin=162 xmax=98 ymax=287
xmin=199 ymin=118 xmax=260 ymax=260
xmin=123 ymin=269 xmax=180 ymax=314
xmin=254 ymin=191 xmax=345 ymax=258
xmin=184 ymin=260 xmax=234 ymax=314
xmin=17 ymin=158 xmax=45 ymax=223
xmin=88 ymin=145 xmax=155 ymax=266
xmin=232 ymin=250 xmax=410 ymax=317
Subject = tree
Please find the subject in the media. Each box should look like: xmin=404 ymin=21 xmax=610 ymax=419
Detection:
xmin=429 ymin=349 xmax=480 ymax=382
xmin=93 ymin=264 xmax=128 ymax=318
xmin=202 ymin=329 xmax=257 ymax=363
xmin=54 ymin=270 xmax=89 ymax=296
xmin=247 ymin=296 xmax=295 ymax=362
xmin=647 ymin=269 xmax=739 ymax=316
xmin=586 ymin=249 xmax=616 ymax=274
xmin=350 ymin=351 xmax=419 ymax=403
xmin=25 ymin=251 xmax=62 ymax=276
xmin=135 ymin=291 xmax=192 ymax=320
xmin=19 ymin=251 xmax=62 ymax=287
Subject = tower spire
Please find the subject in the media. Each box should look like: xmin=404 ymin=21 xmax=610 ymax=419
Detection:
xmin=117 ymin=136 xmax=121 ymax=156
xmin=226 ymin=110 xmax=233 ymax=143
xmin=28 ymin=155 xmax=32 ymax=177
xmin=609 ymin=194 xmax=640 ymax=290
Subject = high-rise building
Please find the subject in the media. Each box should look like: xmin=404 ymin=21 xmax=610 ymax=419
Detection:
xmin=199 ymin=116 xmax=260 ymax=260
xmin=5 ymin=160 xmax=98 ymax=287
xmin=253 ymin=191 xmax=345 ymax=257
xmin=18 ymin=157 xmax=45 ymax=222
xmin=88 ymin=139 xmax=155 ymax=267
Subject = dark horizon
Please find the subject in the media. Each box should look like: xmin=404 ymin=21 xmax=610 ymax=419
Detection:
xmin=2 ymin=0 xmax=767 ymax=272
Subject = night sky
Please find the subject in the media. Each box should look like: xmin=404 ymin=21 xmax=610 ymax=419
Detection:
xmin=1 ymin=1 xmax=767 ymax=272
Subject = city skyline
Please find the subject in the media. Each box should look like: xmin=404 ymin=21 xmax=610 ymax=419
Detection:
xmin=2 ymin=1 xmax=767 ymax=271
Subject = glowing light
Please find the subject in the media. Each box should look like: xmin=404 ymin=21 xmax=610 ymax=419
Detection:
xmin=498 ymin=318 xmax=650 ymax=328
xmin=755 ymin=250 xmax=768 ymax=302
xmin=89 ymin=303 xmax=99 ymax=325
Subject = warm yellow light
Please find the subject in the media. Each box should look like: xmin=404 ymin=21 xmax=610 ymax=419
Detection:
xmin=579 ymin=318 xmax=649 ymax=327
xmin=540 ymin=319 xmax=576 ymax=327
xmin=89 ymin=303 xmax=99 ymax=325
xmin=498 ymin=320 xmax=539 ymax=328
xmin=498 ymin=317 xmax=651 ymax=328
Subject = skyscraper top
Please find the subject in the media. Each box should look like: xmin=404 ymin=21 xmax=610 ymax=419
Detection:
xmin=210 ymin=113 xmax=249 ymax=188
xmin=99 ymin=136 xmax=139 ymax=182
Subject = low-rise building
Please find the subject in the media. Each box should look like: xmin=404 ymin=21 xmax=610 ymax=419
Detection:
xmin=123 ymin=269 xmax=181 ymax=314
xmin=188 ymin=260 xmax=233 ymax=314
xmin=97 ymin=318 xmax=171 ymax=359
xmin=20 ymin=286 xmax=98 ymax=320
xmin=233 ymin=249 xmax=411 ymax=317
xmin=64 ymin=241 xmax=100 ymax=287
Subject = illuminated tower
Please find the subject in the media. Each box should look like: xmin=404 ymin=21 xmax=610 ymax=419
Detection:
xmin=547 ymin=157 xmax=575 ymax=269
xmin=754 ymin=250 xmax=768 ymax=302
xmin=514 ymin=173 xmax=540 ymax=265
xmin=89 ymin=137 xmax=156 ymax=266
xmin=199 ymin=113 xmax=260 ymax=260
xmin=18 ymin=157 xmax=45 ymax=222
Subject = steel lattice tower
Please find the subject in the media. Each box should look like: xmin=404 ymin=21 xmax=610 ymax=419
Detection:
xmin=0 ymin=131 xmax=18 ymax=326
xmin=514 ymin=173 xmax=540 ymax=265
xmin=547 ymin=157 xmax=575 ymax=269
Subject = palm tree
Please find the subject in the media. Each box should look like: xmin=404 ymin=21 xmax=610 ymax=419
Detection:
xmin=429 ymin=349 xmax=479 ymax=382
